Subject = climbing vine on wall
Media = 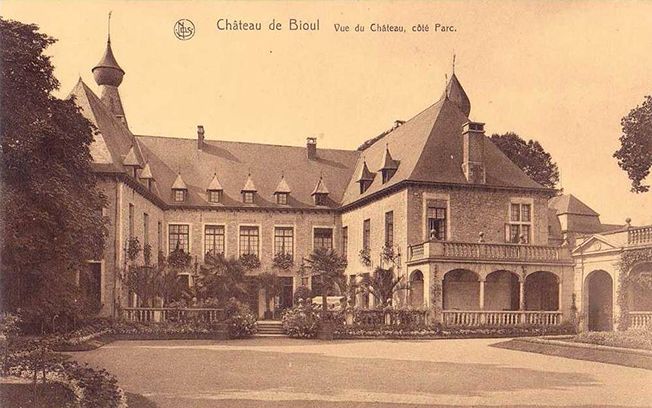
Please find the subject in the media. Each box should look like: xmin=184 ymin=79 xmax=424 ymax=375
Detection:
xmin=616 ymin=248 xmax=652 ymax=330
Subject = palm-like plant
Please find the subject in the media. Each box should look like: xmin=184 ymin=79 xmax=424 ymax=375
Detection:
xmin=304 ymin=247 xmax=348 ymax=315
xmin=198 ymin=252 xmax=249 ymax=303
xmin=361 ymin=266 xmax=407 ymax=307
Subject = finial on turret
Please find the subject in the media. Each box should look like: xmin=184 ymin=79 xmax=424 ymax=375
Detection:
xmin=108 ymin=11 xmax=112 ymax=43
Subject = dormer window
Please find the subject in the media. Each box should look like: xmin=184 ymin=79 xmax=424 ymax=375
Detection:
xmin=173 ymin=189 xmax=186 ymax=202
xmin=171 ymin=173 xmax=188 ymax=203
xmin=380 ymin=144 xmax=399 ymax=184
xmin=243 ymin=191 xmax=255 ymax=204
xmin=276 ymin=193 xmax=288 ymax=205
xmin=208 ymin=190 xmax=222 ymax=203
xmin=314 ymin=193 xmax=327 ymax=206
xmin=311 ymin=176 xmax=330 ymax=206
xmin=274 ymin=175 xmax=291 ymax=205
xmin=356 ymin=159 xmax=374 ymax=194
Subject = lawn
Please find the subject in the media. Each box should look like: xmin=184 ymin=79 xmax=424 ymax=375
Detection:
xmin=571 ymin=328 xmax=652 ymax=351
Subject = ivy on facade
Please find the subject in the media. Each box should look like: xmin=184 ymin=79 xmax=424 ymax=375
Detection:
xmin=616 ymin=247 xmax=652 ymax=330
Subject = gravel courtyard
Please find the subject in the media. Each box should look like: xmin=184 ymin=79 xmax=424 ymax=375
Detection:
xmin=71 ymin=338 xmax=652 ymax=408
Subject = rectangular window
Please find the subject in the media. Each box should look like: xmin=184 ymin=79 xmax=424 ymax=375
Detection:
xmin=313 ymin=228 xmax=333 ymax=250
xmin=342 ymin=226 xmax=348 ymax=258
xmin=143 ymin=213 xmax=149 ymax=245
xmin=363 ymin=219 xmax=371 ymax=250
xmin=208 ymin=190 xmax=222 ymax=203
xmin=427 ymin=206 xmax=447 ymax=240
xmin=243 ymin=192 xmax=254 ymax=204
xmin=205 ymin=225 xmax=225 ymax=257
xmin=173 ymin=190 xmax=185 ymax=202
xmin=128 ymin=203 xmax=134 ymax=238
xmin=507 ymin=203 xmax=532 ymax=244
xmin=157 ymin=221 xmax=162 ymax=252
xmin=239 ymin=226 xmax=259 ymax=257
xmin=274 ymin=227 xmax=294 ymax=257
xmin=276 ymin=193 xmax=288 ymax=205
xmin=384 ymin=211 xmax=394 ymax=247
xmin=169 ymin=224 xmax=189 ymax=253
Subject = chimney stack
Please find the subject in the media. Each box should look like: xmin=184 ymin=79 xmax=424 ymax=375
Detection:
xmin=462 ymin=121 xmax=486 ymax=184
xmin=306 ymin=137 xmax=317 ymax=160
xmin=197 ymin=125 xmax=205 ymax=150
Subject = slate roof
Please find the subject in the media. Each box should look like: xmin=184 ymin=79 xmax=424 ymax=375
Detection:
xmin=68 ymin=79 xmax=144 ymax=173
xmin=549 ymin=194 xmax=600 ymax=216
xmin=70 ymin=73 xmax=550 ymax=210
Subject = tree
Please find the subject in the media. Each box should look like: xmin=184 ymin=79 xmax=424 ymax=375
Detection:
xmin=614 ymin=95 xmax=652 ymax=193
xmin=197 ymin=253 xmax=249 ymax=303
xmin=0 ymin=18 xmax=107 ymax=330
xmin=361 ymin=267 xmax=407 ymax=307
xmin=304 ymin=247 xmax=348 ymax=315
xmin=490 ymin=132 xmax=560 ymax=189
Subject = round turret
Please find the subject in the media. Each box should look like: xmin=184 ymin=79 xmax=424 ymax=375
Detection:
xmin=92 ymin=39 xmax=125 ymax=87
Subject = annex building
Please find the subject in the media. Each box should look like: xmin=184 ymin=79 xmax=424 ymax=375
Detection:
xmin=72 ymin=34 xmax=652 ymax=332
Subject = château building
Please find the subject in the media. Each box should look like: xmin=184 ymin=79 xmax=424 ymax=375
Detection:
xmin=70 ymin=33 xmax=652 ymax=331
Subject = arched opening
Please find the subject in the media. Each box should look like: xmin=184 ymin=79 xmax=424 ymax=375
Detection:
xmin=485 ymin=270 xmax=520 ymax=311
xmin=628 ymin=263 xmax=652 ymax=312
xmin=586 ymin=270 xmax=613 ymax=331
xmin=409 ymin=270 xmax=424 ymax=308
xmin=524 ymin=271 xmax=559 ymax=311
xmin=443 ymin=269 xmax=480 ymax=310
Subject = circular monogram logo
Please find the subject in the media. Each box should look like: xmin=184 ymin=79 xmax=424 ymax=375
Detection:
xmin=174 ymin=19 xmax=195 ymax=40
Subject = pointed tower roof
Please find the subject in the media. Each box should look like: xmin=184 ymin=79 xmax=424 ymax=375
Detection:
xmin=380 ymin=144 xmax=399 ymax=170
xmin=139 ymin=162 xmax=153 ymax=179
xmin=311 ymin=176 xmax=330 ymax=195
xmin=172 ymin=173 xmax=187 ymax=190
xmin=241 ymin=173 xmax=257 ymax=192
xmin=122 ymin=145 xmax=141 ymax=167
xmin=92 ymin=14 xmax=124 ymax=87
xmin=274 ymin=175 xmax=291 ymax=194
xmin=356 ymin=160 xmax=375 ymax=182
xmin=443 ymin=73 xmax=471 ymax=117
xmin=207 ymin=173 xmax=223 ymax=191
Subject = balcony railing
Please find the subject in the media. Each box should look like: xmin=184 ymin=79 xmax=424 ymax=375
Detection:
xmin=121 ymin=307 xmax=224 ymax=323
xmin=630 ymin=311 xmax=652 ymax=329
xmin=628 ymin=226 xmax=652 ymax=246
xmin=408 ymin=241 xmax=571 ymax=263
xmin=442 ymin=310 xmax=562 ymax=327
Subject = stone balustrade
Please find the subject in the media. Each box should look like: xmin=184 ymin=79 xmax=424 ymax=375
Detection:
xmin=628 ymin=226 xmax=652 ymax=246
xmin=408 ymin=241 xmax=571 ymax=263
xmin=441 ymin=310 xmax=562 ymax=327
xmin=629 ymin=311 xmax=652 ymax=329
xmin=121 ymin=307 xmax=224 ymax=323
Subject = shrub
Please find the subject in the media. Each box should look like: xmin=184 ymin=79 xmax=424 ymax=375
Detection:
xmin=282 ymin=302 xmax=320 ymax=338
xmin=293 ymin=285 xmax=312 ymax=303
xmin=224 ymin=298 xmax=258 ymax=338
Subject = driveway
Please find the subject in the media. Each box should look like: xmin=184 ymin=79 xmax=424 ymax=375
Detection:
xmin=71 ymin=338 xmax=652 ymax=407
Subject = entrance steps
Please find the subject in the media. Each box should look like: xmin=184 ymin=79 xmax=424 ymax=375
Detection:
xmin=257 ymin=320 xmax=285 ymax=336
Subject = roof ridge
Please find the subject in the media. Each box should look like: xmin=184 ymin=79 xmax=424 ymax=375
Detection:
xmin=135 ymin=134 xmax=359 ymax=153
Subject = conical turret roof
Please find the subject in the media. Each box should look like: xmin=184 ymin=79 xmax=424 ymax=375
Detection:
xmin=274 ymin=175 xmax=291 ymax=194
xmin=443 ymin=73 xmax=471 ymax=117
xmin=241 ymin=173 xmax=257 ymax=192
xmin=311 ymin=176 xmax=330 ymax=195
xmin=207 ymin=173 xmax=223 ymax=191
xmin=92 ymin=38 xmax=125 ymax=87
xmin=172 ymin=173 xmax=187 ymax=190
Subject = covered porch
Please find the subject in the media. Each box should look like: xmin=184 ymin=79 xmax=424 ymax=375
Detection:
xmin=407 ymin=240 xmax=573 ymax=328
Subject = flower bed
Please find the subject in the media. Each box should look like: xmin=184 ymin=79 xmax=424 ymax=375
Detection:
xmin=571 ymin=328 xmax=652 ymax=351
xmin=334 ymin=323 xmax=576 ymax=339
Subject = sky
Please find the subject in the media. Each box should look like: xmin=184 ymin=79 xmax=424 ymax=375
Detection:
xmin=3 ymin=0 xmax=652 ymax=225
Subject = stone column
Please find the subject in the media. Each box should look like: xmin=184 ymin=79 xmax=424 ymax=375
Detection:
xmin=519 ymin=279 xmax=526 ymax=324
xmin=479 ymin=278 xmax=485 ymax=310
